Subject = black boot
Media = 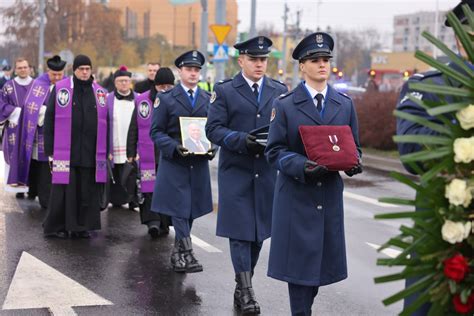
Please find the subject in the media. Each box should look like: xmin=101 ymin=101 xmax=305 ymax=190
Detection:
xmin=170 ymin=242 xmax=186 ymax=272
xmin=234 ymin=271 xmax=260 ymax=314
xmin=180 ymin=237 xmax=203 ymax=273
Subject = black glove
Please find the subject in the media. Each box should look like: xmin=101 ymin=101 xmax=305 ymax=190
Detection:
xmin=246 ymin=134 xmax=265 ymax=155
xmin=206 ymin=146 xmax=218 ymax=160
xmin=345 ymin=163 xmax=363 ymax=177
xmin=304 ymin=160 xmax=328 ymax=183
xmin=175 ymin=144 xmax=190 ymax=157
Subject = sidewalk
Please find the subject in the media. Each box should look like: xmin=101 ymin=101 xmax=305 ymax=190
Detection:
xmin=362 ymin=153 xmax=412 ymax=176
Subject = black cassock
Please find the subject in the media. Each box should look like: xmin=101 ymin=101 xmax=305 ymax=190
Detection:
xmin=42 ymin=76 xmax=104 ymax=234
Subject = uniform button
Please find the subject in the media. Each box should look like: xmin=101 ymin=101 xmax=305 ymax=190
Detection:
xmin=317 ymin=205 xmax=322 ymax=210
xmin=255 ymin=154 xmax=260 ymax=158
xmin=190 ymin=165 xmax=194 ymax=169
xmin=317 ymin=182 xmax=322 ymax=187
xmin=294 ymin=177 xmax=299 ymax=180
xmin=257 ymin=114 xmax=261 ymax=118
xmin=255 ymin=174 xmax=259 ymax=178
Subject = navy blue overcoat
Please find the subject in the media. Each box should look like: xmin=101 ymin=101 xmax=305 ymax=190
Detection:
xmin=205 ymin=73 xmax=287 ymax=242
xmin=149 ymin=85 xmax=212 ymax=219
xmin=265 ymin=82 xmax=361 ymax=286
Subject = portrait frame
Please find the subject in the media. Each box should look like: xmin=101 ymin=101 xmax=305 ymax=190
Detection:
xmin=179 ymin=117 xmax=211 ymax=155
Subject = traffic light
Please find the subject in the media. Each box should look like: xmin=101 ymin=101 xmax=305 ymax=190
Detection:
xmin=278 ymin=69 xmax=284 ymax=76
xmin=368 ymin=69 xmax=376 ymax=77
xmin=337 ymin=71 xmax=343 ymax=79
xmin=403 ymin=70 xmax=410 ymax=78
xmin=332 ymin=67 xmax=338 ymax=74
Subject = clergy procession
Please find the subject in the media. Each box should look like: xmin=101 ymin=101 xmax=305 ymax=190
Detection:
xmin=0 ymin=32 xmax=363 ymax=316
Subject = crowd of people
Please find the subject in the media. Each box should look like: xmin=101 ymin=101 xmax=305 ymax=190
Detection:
xmin=3 ymin=0 xmax=468 ymax=311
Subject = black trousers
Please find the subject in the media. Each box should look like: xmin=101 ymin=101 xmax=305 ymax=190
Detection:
xmin=28 ymin=159 xmax=51 ymax=208
xmin=139 ymin=193 xmax=171 ymax=227
xmin=288 ymin=283 xmax=319 ymax=316
xmin=109 ymin=163 xmax=132 ymax=206
xmin=43 ymin=167 xmax=102 ymax=234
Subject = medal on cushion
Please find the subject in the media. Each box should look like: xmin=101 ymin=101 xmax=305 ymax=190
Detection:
xmin=329 ymin=135 xmax=340 ymax=152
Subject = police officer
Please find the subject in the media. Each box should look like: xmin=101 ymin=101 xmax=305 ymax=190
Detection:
xmin=150 ymin=50 xmax=216 ymax=273
xmin=396 ymin=1 xmax=473 ymax=315
xmin=265 ymin=32 xmax=362 ymax=316
xmin=205 ymin=36 xmax=287 ymax=314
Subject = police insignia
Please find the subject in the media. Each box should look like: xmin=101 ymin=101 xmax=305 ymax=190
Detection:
xmin=139 ymin=100 xmax=151 ymax=119
xmin=154 ymin=97 xmax=160 ymax=108
xmin=57 ymin=88 xmax=70 ymax=107
xmin=96 ymin=89 xmax=106 ymax=107
xmin=270 ymin=108 xmax=276 ymax=122
xmin=210 ymin=91 xmax=217 ymax=104
xmin=192 ymin=51 xmax=198 ymax=57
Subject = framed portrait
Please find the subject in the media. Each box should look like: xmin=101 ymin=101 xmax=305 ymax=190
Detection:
xmin=179 ymin=117 xmax=211 ymax=154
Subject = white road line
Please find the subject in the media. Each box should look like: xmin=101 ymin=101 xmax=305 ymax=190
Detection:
xmin=344 ymin=191 xmax=399 ymax=208
xmin=169 ymin=227 xmax=222 ymax=253
xmin=366 ymin=242 xmax=402 ymax=259
xmin=2 ymin=252 xmax=113 ymax=315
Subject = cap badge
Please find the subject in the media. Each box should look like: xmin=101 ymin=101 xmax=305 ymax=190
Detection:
xmin=192 ymin=51 xmax=198 ymax=57
xmin=316 ymin=34 xmax=324 ymax=44
xmin=258 ymin=37 xmax=264 ymax=44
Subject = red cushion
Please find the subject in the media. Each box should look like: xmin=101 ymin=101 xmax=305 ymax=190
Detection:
xmin=299 ymin=125 xmax=359 ymax=171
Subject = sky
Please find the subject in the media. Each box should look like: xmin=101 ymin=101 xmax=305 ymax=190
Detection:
xmin=237 ymin=0 xmax=460 ymax=34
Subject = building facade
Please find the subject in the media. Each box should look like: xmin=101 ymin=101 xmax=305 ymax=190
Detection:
xmin=393 ymin=11 xmax=457 ymax=55
xmin=108 ymin=0 xmax=238 ymax=48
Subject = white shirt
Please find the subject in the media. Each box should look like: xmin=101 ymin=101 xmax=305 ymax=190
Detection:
xmin=242 ymin=72 xmax=264 ymax=94
xmin=14 ymin=76 xmax=33 ymax=86
xmin=304 ymin=82 xmax=328 ymax=110
xmin=113 ymin=97 xmax=135 ymax=163
xmin=180 ymin=83 xmax=198 ymax=98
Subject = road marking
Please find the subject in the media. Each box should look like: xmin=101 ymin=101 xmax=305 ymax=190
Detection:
xmin=344 ymin=191 xmax=399 ymax=208
xmin=366 ymin=242 xmax=402 ymax=259
xmin=169 ymin=228 xmax=222 ymax=253
xmin=2 ymin=252 xmax=113 ymax=315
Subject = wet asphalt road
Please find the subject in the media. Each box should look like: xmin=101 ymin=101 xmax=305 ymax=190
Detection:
xmin=0 ymin=158 xmax=414 ymax=316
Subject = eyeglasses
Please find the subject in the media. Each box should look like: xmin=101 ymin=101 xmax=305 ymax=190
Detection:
xmin=116 ymin=79 xmax=131 ymax=83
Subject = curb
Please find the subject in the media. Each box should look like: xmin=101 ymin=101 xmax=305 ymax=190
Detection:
xmin=363 ymin=153 xmax=412 ymax=176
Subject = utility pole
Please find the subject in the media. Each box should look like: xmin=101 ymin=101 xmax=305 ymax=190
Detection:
xmin=200 ymin=0 xmax=209 ymax=79
xmin=215 ymin=0 xmax=226 ymax=81
xmin=292 ymin=10 xmax=301 ymax=89
xmin=433 ymin=0 xmax=439 ymax=59
xmin=280 ymin=3 xmax=289 ymax=81
xmin=249 ymin=0 xmax=257 ymax=38
xmin=38 ymin=0 xmax=45 ymax=75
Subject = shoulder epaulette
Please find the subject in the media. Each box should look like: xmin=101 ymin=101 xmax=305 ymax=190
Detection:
xmin=278 ymin=90 xmax=294 ymax=100
xmin=271 ymin=78 xmax=287 ymax=87
xmin=215 ymin=78 xmax=232 ymax=85
xmin=410 ymin=70 xmax=442 ymax=81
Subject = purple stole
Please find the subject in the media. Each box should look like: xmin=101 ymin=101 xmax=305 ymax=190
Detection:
xmin=52 ymin=77 xmax=108 ymax=184
xmin=1 ymin=79 xmax=33 ymax=167
xmin=7 ymin=74 xmax=51 ymax=185
xmin=134 ymin=91 xmax=156 ymax=193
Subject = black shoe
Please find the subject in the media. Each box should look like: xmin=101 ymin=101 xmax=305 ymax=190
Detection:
xmin=128 ymin=202 xmax=138 ymax=211
xmin=27 ymin=193 xmax=36 ymax=200
xmin=15 ymin=193 xmax=25 ymax=199
xmin=148 ymin=224 xmax=161 ymax=238
xmin=234 ymin=271 xmax=260 ymax=314
xmin=44 ymin=231 xmax=68 ymax=239
xmin=170 ymin=244 xmax=187 ymax=273
xmin=71 ymin=231 xmax=91 ymax=239
xmin=180 ymin=237 xmax=203 ymax=273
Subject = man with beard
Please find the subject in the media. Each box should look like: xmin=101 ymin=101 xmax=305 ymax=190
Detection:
xmin=126 ymin=67 xmax=175 ymax=238
xmin=134 ymin=62 xmax=160 ymax=93
xmin=150 ymin=51 xmax=216 ymax=273
xmin=0 ymin=57 xmax=34 ymax=198
xmin=43 ymin=54 xmax=108 ymax=239
xmin=205 ymin=36 xmax=287 ymax=314
xmin=15 ymin=55 xmax=66 ymax=208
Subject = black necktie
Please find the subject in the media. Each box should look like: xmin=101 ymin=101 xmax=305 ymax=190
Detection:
xmin=252 ymin=83 xmax=259 ymax=101
xmin=188 ymin=89 xmax=194 ymax=100
xmin=315 ymin=93 xmax=324 ymax=113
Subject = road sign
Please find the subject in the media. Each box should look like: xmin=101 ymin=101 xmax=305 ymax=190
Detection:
xmin=213 ymin=44 xmax=229 ymax=62
xmin=210 ymin=24 xmax=232 ymax=45
xmin=2 ymin=252 xmax=113 ymax=315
